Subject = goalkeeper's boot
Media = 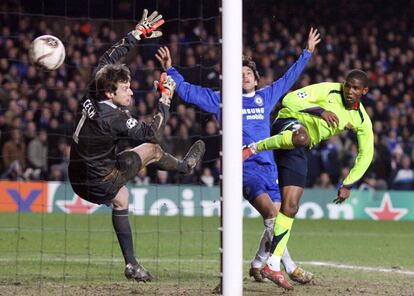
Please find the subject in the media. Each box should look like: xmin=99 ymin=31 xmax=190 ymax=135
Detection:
xmin=182 ymin=140 xmax=205 ymax=173
xmin=261 ymin=264 xmax=293 ymax=290
xmin=124 ymin=262 xmax=153 ymax=282
xmin=242 ymin=143 xmax=257 ymax=161
xmin=249 ymin=267 xmax=264 ymax=282
xmin=288 ymin=267 xmax=314 ymax=284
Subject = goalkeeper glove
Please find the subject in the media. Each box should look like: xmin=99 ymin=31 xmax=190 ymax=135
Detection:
xmin=154 ymin=73 xmax=176 ymax=106
xmin=131 ymin=9 xmax=165 ymax=40
xmin=242 ymin=142 xmax=258 ymax=161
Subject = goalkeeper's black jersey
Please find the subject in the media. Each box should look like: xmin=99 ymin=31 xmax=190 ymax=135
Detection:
xmin=69 ymin=99 xmax=165 ymax=180
xmin=69 ymin=32 xmax=168 ymax=180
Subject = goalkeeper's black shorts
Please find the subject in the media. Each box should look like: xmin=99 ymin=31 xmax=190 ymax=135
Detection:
xmin=69 ymin=168 xmax=127 ymax=205
xmin=68 ymin=151 xmax=142 ymax=204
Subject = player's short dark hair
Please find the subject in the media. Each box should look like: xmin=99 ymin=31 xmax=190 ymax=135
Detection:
xmin=95 ymin=64 xmax=131 ymax=100
xmin=242 ymin=55 xmax=260 ymax=82
xmin=345 ymin=69 xmax=369 ymax=87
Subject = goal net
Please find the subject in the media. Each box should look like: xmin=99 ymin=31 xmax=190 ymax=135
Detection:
xmin=0 ymin=0 xmax=233 ymax=295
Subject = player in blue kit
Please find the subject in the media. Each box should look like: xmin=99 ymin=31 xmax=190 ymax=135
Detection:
xmin=156 ymin=28 xmax=320 ymax=289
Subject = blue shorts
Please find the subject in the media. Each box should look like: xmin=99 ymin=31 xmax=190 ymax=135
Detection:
xmin=243 ymin=164 xmax=281 ymax=203
xmin=271 ymin=118 xmax=308 ymax=188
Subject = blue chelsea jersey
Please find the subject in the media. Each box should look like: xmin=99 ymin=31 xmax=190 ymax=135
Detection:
xmin=166 ymin=49 xmax=312 ymax=168
xmin=242 ymin=89 xmax=275 ymax=167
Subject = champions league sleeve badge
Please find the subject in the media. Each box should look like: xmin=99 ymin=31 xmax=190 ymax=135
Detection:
xmin=297 ymin=90 xmax=308 ymax=99
xmin=126 ymin=118 xmax=138 ymax=129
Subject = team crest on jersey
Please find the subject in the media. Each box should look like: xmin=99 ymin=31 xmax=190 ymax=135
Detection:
xmin=296 ymin=91 xmax=308 ymax=99
xmin=126 ymin=118 xmax=138 ymax=129
xmin=254 ymin=95 xmax=264 ymax=106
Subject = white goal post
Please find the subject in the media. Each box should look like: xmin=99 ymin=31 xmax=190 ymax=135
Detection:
xmin=222 ymin=0 xmax=243 ymax=295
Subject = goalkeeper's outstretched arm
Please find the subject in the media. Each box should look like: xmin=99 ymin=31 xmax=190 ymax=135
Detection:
xmin=96 ymin=9 xmax=164 ymax=73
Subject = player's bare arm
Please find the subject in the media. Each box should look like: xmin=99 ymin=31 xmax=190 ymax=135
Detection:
xmin=306 ymin=27 xmax=321 ymax=53
xmin=155 ymin=46 xmax=172 ymax=70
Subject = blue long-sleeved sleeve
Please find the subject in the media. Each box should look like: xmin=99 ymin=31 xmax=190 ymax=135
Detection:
xmin=167 ymin=67 xmax=221 ymax=118
xmin=262 ymin=49 xmax=312 ymax=106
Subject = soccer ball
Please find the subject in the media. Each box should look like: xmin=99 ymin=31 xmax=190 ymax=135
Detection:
xmin=29 ymin=35 xmax=65 ymax=70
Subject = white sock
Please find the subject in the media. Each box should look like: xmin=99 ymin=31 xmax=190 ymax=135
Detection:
xmin=281 ymin=248 xmax=297 ymax=274
xmin=251 ymin=218 xmax=275 ymax=269
xmin=267 ymin=254 xmax=281 ymax=271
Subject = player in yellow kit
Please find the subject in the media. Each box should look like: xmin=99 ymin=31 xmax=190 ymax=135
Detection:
xmin=243 ymin=69 xmax=374 ymax=287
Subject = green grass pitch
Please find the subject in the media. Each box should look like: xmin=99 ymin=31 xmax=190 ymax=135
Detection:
xmin=0 ymin=213 xmax=413 ymax=295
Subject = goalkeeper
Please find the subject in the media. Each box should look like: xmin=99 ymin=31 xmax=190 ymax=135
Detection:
xmin=243 ymin=69 xmax=374 ymax=281
xmin=69 ymin=9 xmax=205 ymax=283
xmin=156 ymin=28 xmax=321 ymax=290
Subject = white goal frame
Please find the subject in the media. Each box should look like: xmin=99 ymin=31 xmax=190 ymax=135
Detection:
xmin=222 ymin=0 xmax=243 ymax=295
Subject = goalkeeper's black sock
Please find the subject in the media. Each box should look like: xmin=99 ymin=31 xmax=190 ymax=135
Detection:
xmin=157 ymin=152 xmax=188 ymax=173
xmin=112 ymin=209 xmax=138 ymax=265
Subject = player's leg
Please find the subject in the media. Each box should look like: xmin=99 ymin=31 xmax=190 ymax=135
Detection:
xmin=111 ymin=186 xmax=153 ymax=282
xmin=245 ymin=167 xmax=311 ymax=287
xmin=264 ymin=120 xmax=305 ymax=274
xmin=257 ymin=123 xmax=309 ymax=151
xmin=249 ymin=193 xmax=278 ymax=281
xmin=273 ymin=170 xmax=306 ymax=255
xmin=269 ymin=182 xmax=313 ymax=284
xmin=128 ymin=141 xmax=205 ymax=173
xmin=243 ymin=169 xmax=277 ymax=281
xmin=267 ymin=187 xmax=301 ymax=262
xmin=261 ymin=185 xmax=299 ymax=289
xmin=159 ymin=139 xmax=205 ymax=172
xmin=69 ymin=159 xmax=153 ymax=282
xmin=127 ymin=142 xmax=174 ymax=168
xmin=110 ymin=140 xmax=205 ymax=282
xmin=266 ymin=167 xmax=314 ymax=286
xmin=244 ymin=168 xmax=291 ymax=289
xmin=243 ymin=119 xmax=310 ymax=161
xmin=260 ymin=120 xmax=312 ymax=288
xmin=256 ymin=177 xmax=295 ymax=289
xmin=273 ymin=200 xmax=308 ymax=283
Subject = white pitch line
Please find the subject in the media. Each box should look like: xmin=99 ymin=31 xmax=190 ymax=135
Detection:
xmin=2 ymin=228 xmax=413 ymax=238
xmin=1 ymin=257 xmax=414 ymax=276
xmin=298 ymin=261 xmax=414 ymax=276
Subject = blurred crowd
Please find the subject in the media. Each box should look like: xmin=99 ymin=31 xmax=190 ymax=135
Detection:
xmin=0 ymin=0 xmax=413 ymax=190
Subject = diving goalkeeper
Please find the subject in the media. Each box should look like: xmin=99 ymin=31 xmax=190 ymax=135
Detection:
xmin=243 ymin=69 xmax=374 ymax=276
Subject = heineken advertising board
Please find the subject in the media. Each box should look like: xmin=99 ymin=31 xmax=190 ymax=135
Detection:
xmin=0 ymin=181 xmax=412 ymax=221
